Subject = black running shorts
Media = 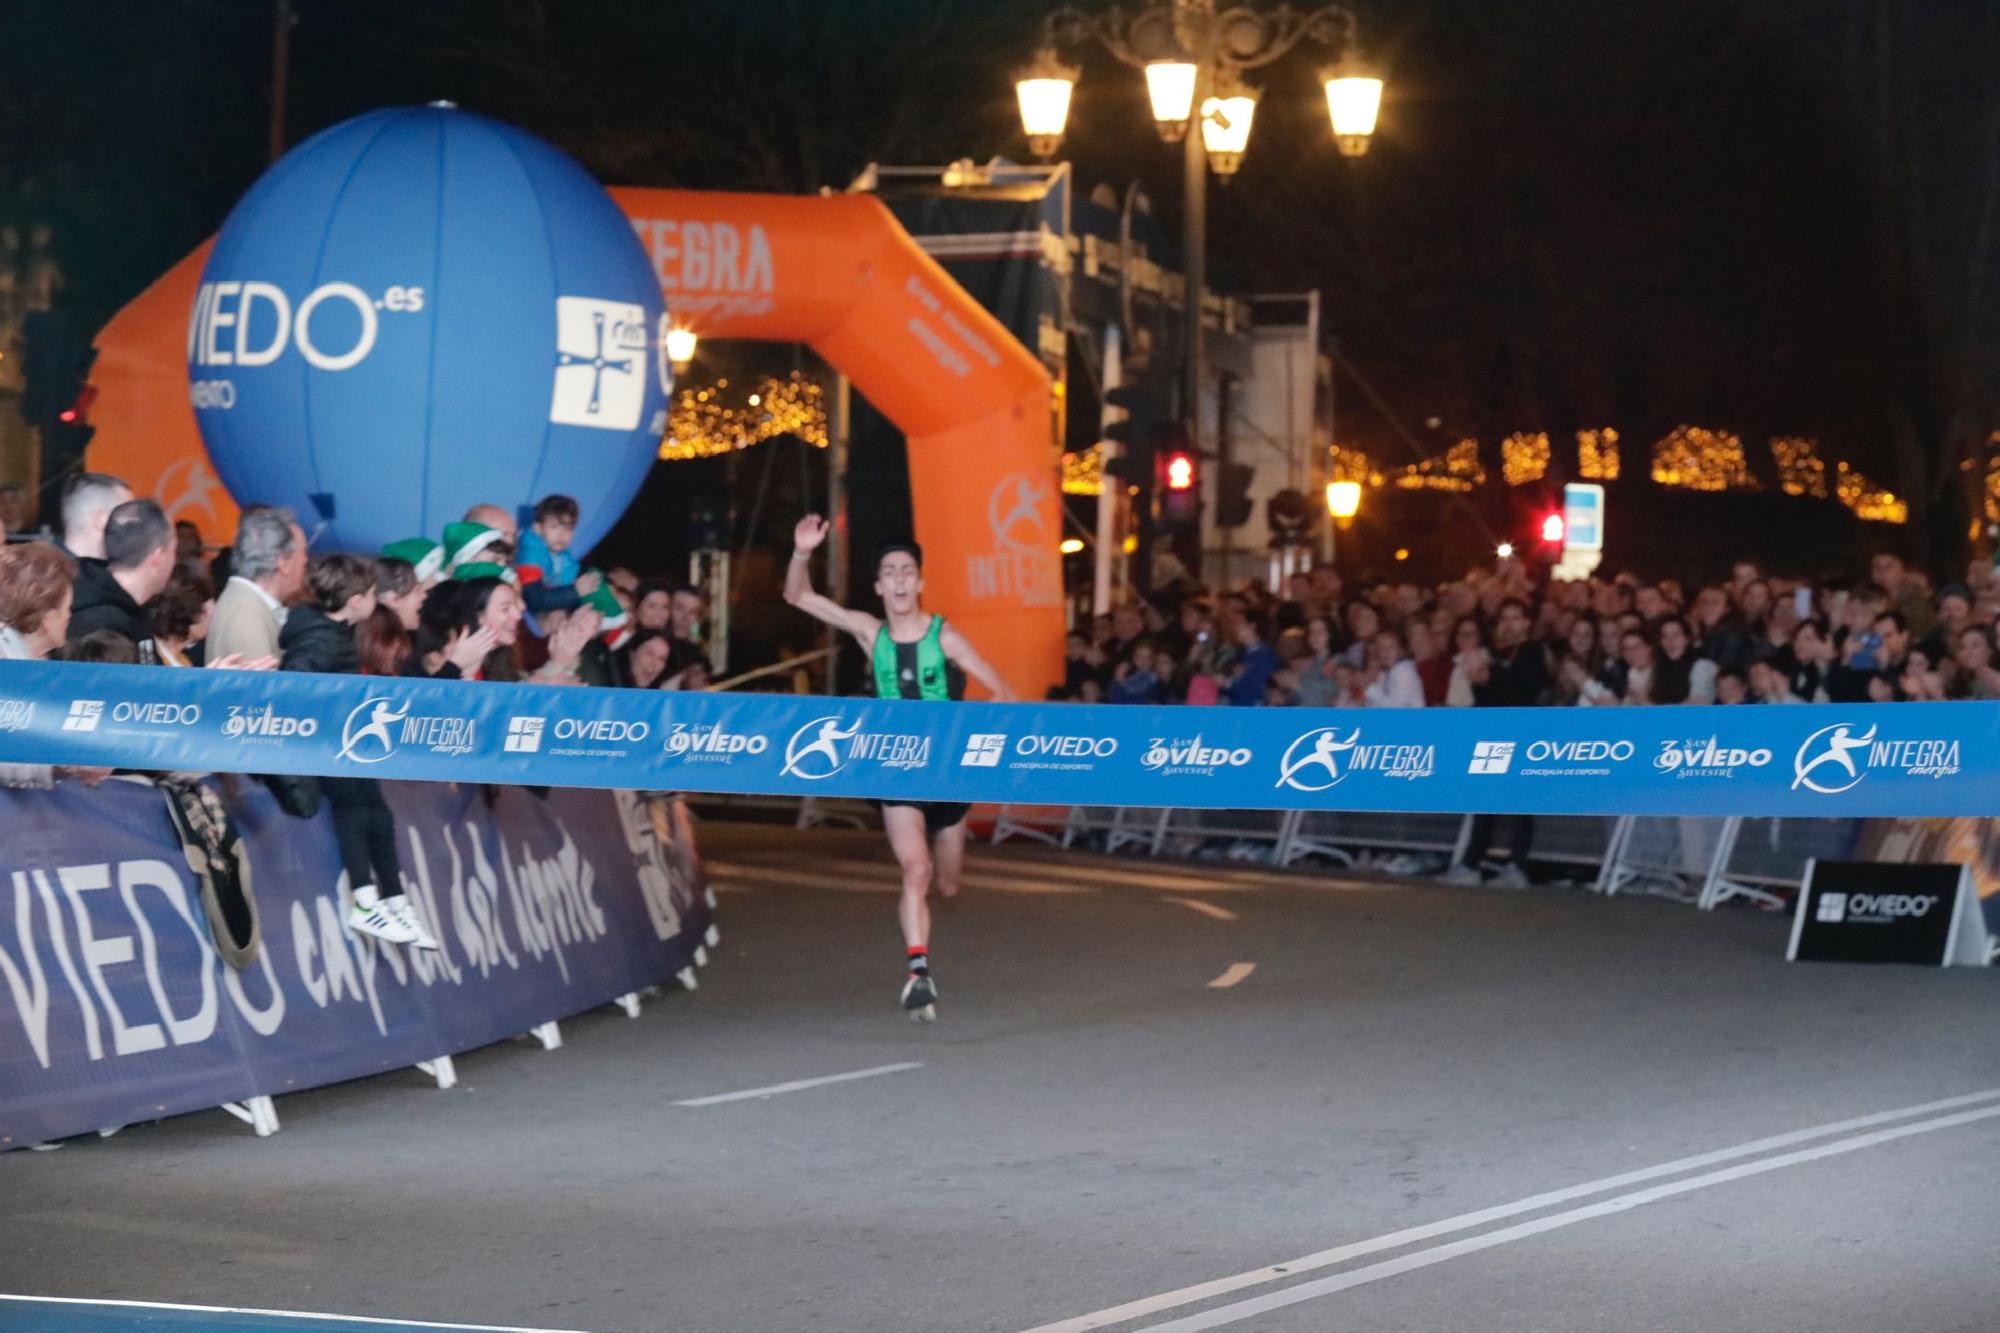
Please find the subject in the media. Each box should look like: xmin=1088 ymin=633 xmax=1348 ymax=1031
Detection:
xmin=879 ymin=800 xmax=972 ymax=835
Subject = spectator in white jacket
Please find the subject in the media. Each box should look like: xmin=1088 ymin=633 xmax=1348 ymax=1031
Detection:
xmin=1363 ymin=628 xmax=1426 ymax=708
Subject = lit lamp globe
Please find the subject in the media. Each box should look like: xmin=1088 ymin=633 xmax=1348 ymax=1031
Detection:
xmin=665 ymin=326 xmax=699 ymax=374
xmin=1015 ymin=48 xmax=1080 ymax=158
xmin=1325 ymin=479 xmax=1361 ymax=526
xmin=1200 ymin=78 xmax=1261 ymax=177
xmin=189 ymin=104 xmax=669 ymax=553
xmin=1323 ymin=57 xmax=1384 ymax=156
xmin=1145 ymin=58 xmax=1198 ymax=141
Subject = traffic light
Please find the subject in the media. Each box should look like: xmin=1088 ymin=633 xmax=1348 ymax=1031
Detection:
xmin=1540 ymin=511 xmax=1565 ymax=546
xmin=46 ymin=400 xmax=96 ymax=468
xmin=19 ymin=311 xmax=94 ymax=428
xmin=1101 ymin=381 xmax=1147 ymax=448
xmin=1216 ymin=461 xmax=1255 ymax=529
xmin=18 ymin=310 xmax=59 ymax=425
xmin=1101 ymin=378 xmax=1163 ymax=486
xmin=19 ymin=309 xmax=98 ymax=484
xmin=1158 ymin=436 xmax=1199 ymax=532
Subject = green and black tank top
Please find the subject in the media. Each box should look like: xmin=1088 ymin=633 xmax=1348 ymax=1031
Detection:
xmin=872 ymin=615 xmax=963 ymax=701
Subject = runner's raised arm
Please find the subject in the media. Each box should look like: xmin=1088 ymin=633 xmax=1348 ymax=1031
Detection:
xmin=784 ymin=514 xmax=881 ymax=649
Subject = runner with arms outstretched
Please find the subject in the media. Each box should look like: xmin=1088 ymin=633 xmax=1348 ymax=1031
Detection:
xmin=785 ymin=514 xmax=1016 ymax=1020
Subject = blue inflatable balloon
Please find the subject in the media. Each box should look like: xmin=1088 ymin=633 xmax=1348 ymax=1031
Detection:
xmin=189 ymin=105 xmax=668 ymax=554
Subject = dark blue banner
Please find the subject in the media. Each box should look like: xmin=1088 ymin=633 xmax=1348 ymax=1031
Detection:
xmin=0 ymin=660 xmax=1992 ymax=816
xmin=0 ymin=778 xmax=710 ymax=1148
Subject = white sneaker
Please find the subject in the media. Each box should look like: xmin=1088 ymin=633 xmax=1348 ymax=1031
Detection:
xmin=1439 ymin=864 xmax=1484 ymax=886
xmin=1489 ymin=864 xmax=1530 ymax=889
xmin=384 ymin=896 xmax=440 ymax=950
xmin=349 ymin=900 xmax=419 ymax=945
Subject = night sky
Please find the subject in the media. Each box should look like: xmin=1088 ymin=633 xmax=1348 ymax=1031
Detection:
xmin=3 ymin=0 xmax=1996 ymax=559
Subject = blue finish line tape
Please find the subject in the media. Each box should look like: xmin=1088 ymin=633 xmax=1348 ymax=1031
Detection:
xmin=0 ymin=661 xmax=1982 ymax=817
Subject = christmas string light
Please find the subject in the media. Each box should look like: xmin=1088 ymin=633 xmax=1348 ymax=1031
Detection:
xmin=1770 ymin=436 xmax=1828 ymax=499
xmin=1500 ymin=431 xmax=1550 ymax=487
xmin=1390 ymin=438 xmax=1484 ymax=492
xmin=1327 ymin=444 xmax=1374 ymax=485
xmin=660 ymin=372 xmax=829 ymax=461
xmin=1832 ymin=459 xmax=1907 ymax=524
xmin=1206 ymin=422 xmax=1927 ymax=524
xmin=1651 ymin=425 xmax=1754 ymax=492
xmin=1062 ymin=446 xmax=1104 ymax=496
xmin=1577 ymin=428 xmax=1621 ymax=480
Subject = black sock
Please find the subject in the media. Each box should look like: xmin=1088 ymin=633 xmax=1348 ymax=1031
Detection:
xmin=907 ymin=948 xmax=929 ymax=974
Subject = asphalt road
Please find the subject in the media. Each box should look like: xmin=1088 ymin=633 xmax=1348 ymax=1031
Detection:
xmin=3 ymin=820 xmax=1997 ymax=1333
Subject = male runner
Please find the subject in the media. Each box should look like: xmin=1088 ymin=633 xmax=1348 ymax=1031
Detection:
xmin=785 ymin=514 xmax=1016 ymax=1020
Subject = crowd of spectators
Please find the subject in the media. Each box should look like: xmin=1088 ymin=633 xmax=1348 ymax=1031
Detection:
xmin=1051 ymin=552 xmax=1996 ymax=886
xmin=0 ymin=471 xmax=718 ymax=941
xmin=0 ymin=473 xmax=714 ymax=692
xmin=1054 ymin=552 xmax=2000 ymax=711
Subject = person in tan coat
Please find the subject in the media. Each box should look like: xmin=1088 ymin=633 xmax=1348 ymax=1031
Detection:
xmin=205 ymin=505 xmax=304 ymax=667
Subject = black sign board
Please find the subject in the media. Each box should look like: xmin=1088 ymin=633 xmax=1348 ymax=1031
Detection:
xmin=1787 ymin=860 xmax=1985 ymax=966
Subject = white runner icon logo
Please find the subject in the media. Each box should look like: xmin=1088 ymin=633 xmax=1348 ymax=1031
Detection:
xmin=1792 ymin=723 xmax=1876 ymax=794
xmin=1276 ymin=727 xmax=1361 ymax=792
xmin=782 ymin=716 xmax=864 ymax=780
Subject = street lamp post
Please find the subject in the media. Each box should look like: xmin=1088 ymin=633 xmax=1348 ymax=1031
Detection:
xmin=1017 ymin=1 xmax=1381 ymax=584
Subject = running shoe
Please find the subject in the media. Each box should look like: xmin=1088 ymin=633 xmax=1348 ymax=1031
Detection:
xmin=1488 ymin=864 xmax=1530 ymax=890
xmin=901 ymin=971 xmax=938 ymax=1022
xmin=348 ymin=900 xmax=419 ymax=945
xmin=1438 ymin=864 xmax=1484 ymax=887
xmin=385 ymin=896 xmax=441 ymax=950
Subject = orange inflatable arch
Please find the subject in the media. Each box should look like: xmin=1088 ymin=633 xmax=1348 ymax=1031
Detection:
xmin=88 ymin=190 xmax=1064 ymax=698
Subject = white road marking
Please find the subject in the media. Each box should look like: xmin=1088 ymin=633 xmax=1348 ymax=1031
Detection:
xmin=1137 ymin=1103 xmax=2000 ymax=1331
xmin=1021 ymin=1085 xmax=2000 ymax=1332
xmin=984 ymin=853 xmax=1365 ymax=893
xmin=706 ymin=862 xmax=1091 ymax=895
xmin=995 ymin=863 xmax=1263 ymax=893
xmin=955 ymin=878 xmax=1094 ymax=895
xmin=713 ymin=850 xmax=1301 ymax=894
xmin=1206 ymin=962 xmax=1256 ymax=988
xmin=0 ymin=1293 xmax=588 ymax=1331
xmin=673 ymin=1061 xmax=923 ymax=1107
xmin=1167 ymin=897 xmax=1237 ymax=921
xmin=709 ymin=875 xmax=886 ymax=895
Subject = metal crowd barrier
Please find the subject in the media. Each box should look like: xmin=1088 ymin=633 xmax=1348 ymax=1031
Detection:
xmin=1527 ymin=815 xmax=1625 ymax=880
xmin=1000 ymin=804 xmax=1855 ymax=912
xmin=1281 ymin=809 xmax=1469 ymax=870
xmin=1701 ymin=816 xmax=1861 ymax=909
xmin=698 ymin=795 xmax=1855 ymax=914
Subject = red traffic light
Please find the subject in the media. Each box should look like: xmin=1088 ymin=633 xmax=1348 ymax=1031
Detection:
xmin=1540 ymin=512 xmax=1565 ymax=544
xmin=57 ymin=386 xmax=95 ymax=425
xmin=1164 ymin=451 xmax=1196 ymax=491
